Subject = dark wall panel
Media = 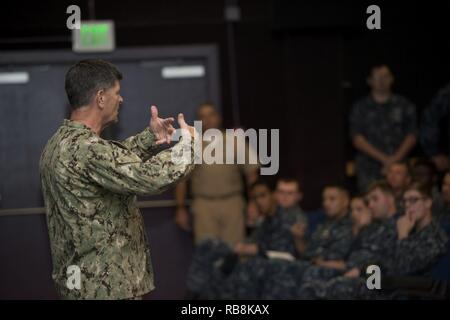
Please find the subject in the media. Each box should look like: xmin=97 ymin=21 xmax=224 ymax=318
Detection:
xmin=0 ymin=46 xmax=219 ymax=210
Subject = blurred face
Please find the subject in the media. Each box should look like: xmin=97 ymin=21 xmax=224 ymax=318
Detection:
xmin=275 ymin=181 xmax=302 ymax=209
xmin=386 ymin=164 xmax=410 ymax=190
xmin=101 ymin=80 xmax=123 ymax=125
xmin=322 ymin=187 xmax=349 ymax=218
xmin=412 ymin=165 xmax=434 ymax=188
xmin=366 ymin=188 xmax=393 ymax=219
xmin=368 ymin=66 xmax=394 ymax=93
xmin=252 ymin=185 xmax=276 ymax=216
xmin=246 ymin=200 xmax=261 ymax=225
xmin=197 ymin=104 xmax=221 ymax=131
xmin=351 ymin=198 xmax=372 ymax=226
xmin=403 ymin=189 xmax=432 ymax=222
xmin=441 ymin=173 xmax=450 ymax=203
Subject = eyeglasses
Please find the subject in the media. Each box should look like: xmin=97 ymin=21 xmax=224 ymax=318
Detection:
xmin=402 ymin=197 xmax=424 ymax=205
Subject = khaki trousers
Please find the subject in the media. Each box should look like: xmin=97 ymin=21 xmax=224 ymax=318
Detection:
xmin=191 ymin=195 xmax=245 ymax=247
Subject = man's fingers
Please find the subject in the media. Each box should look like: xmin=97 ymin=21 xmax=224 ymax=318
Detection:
xmin=151 ymin=105 xmax=158 ymax=120
xmin=163 ymin=117 xmax=175 ymax=125
xmin=177 ymin=113 xmax=187 ymax=128
xmin=155 ymin=138 xmax=166 ymax=145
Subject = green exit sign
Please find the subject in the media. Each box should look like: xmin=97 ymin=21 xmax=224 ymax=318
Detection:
xmin=72 ymin=20 xmax=115 ymax=52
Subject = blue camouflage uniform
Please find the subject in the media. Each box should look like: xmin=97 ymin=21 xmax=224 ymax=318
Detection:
xmin=420 ymin=85 xmax=450 ymax=157
xmin=349 ymin=94 xmax=417 ymax=191
xmin=219 ymin=214 xmax=353 ymax=299
xmin=297 ymin=216 xmax=397 ymax=299
xmin=300 ymin=219 xmax=448 ymax=299
xmin=186 ymin=206 xmax=300 ymax=298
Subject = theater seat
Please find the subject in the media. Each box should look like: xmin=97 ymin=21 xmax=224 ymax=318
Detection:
xmin=431 ymin=223 xmax=450 ymax=282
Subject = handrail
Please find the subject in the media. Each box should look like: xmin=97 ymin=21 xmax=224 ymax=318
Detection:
xmin=0 ymin=199 xmax=186 ymax=217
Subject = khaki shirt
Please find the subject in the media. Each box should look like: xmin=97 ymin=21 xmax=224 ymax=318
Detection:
xmin=191 ymin=133 xmax=259 ymax=198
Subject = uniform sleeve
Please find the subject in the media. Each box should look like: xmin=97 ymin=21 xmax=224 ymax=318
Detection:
xmin=245 ymin=225 xmax=263 ymax=244
xmin=303 ymin=226 xmax=324 ymax=259
xmin=120 ymin=128 xmax=158 ymax=160
xmin=303 ymin=223 xmax=352 ymax=260
xmin=349 ymin=102 xmax=365 ymax=139
xmin=321 ymin=227 xmax=353 ymax=261
xmin=84 ymin=136 xmax=195 ymax=196
xmin=345 ymin=248 xmax=372 ymax=270
xmin=258 ymin=227 xmax=296 ymax=256
xmin=346 ymin=225 xmax=397 ymax=271
xmin=402 ymin=100 xmax=418 ymax=136
xmin=391 ymin=229 xmax=448 ymax=276
xmin=420 ymin=87 xmax=450 ymax=156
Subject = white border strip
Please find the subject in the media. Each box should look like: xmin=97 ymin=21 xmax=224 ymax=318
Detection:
xmin=0 ymin=72 xmax=29 ymax=84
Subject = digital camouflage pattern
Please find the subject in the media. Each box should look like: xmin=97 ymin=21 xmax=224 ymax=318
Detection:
xmin=205 ymin=214 xmax=353 ymax=299
xmin=298 ymin=217 xmax=397 ymax=288
xmin=349 ymin=94 xmax=417 ymax=191
xmin=390 ymin=220 xmax=448 ymax=276
xmin=186 ymin=207 xmax=299 ymax=299
xmin=303 ymin=214 xmax=353 ymax=261
xmin=39 ymin=119 xmax=194 ymax=299
xmin=252 ymin=214 xmax=354 ymax=299
xmin=420 ymin=84 xmax=450 ymax=157
xmin=298 ymin=219 xmax=448 ymax=299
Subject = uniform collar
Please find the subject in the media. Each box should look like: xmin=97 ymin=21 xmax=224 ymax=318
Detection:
xmin=369 ymin=93 xmax=395 ymax=106
xmin=63 ymin=119 xmax=93 ymax=131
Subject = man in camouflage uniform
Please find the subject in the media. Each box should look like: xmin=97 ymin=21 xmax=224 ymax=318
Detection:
xmin=186 ymin=179 xmax=299 ymax=299
xmin=420 ymin=85 xmax=450 ymax=172
xmin=300 ymin=183 xmax=448 ymax=300
xmin=350 ymin=64 xmax=417 ymax=191
xmin=39 ymin=59 xmax=196 ymax=299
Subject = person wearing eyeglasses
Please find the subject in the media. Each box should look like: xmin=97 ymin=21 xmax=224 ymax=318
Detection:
xmin=300 ymin=182 xmax=447 ymax=299
xmin=392 ymin=182 xmax=448 ymax=276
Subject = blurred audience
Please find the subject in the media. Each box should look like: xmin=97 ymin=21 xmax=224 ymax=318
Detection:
xmin=299 ymin=182 xmax=448 ymax=300
xmin=179 ymin=66 xmax=450 ymax=300
xmin=185 ymin=179 xmax=298 ymax=299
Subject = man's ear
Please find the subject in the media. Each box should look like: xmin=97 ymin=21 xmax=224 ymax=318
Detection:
xmin=96 ymin=89 xmax=105 ymax=109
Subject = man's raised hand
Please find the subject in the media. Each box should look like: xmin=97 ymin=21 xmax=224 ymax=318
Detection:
xmin=177 ymin=113 xmax=195 ymax=138
xmin=149 ymin=105 xmax=175 ymax=145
